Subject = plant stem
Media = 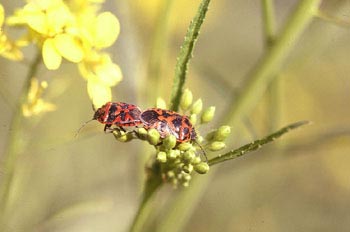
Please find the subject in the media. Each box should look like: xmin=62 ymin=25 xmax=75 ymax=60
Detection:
xmin=131 ymin=0 xmax=211 ymax=230
xmin=208 ymin=121 xmax=310 ymax=166
xmin=129 ymin=163 xmax=163 ymax=232
xmin=169 ymin=0 xmax=211 ymax=111
xmin=223 ymin=0 xmax=322 ymax=128
xmin=262 ymin=0 xmax=276 ymax=47
xmin=0 ymin=52 xmax=42 ymax=225
xmin=316 ymin=10 xmax=350 ymax=28
xmin=261 ymin=0 xmax=281 ymax=132
xmin=155 ymin=175 xmax=211 ymax=232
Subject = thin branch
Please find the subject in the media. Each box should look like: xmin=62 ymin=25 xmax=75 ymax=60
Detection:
xmin=208 ymin=121 xmax=310 ymax=166
xmin=0 ymin=51 xmax=42 ymax=227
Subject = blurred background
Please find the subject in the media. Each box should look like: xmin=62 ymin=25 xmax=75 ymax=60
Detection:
xmin=1 ymin=0 xmax=350 ymax=231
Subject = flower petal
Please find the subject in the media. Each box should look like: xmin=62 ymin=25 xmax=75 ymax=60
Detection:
xmin=22 ymin=3 xmax=48 ymax=34
xmin=94 ymin=12 xmax=120 ymax=48
xmin=94 ymin=58 xmax=122 ymax=86
xmin=43 ymin=38 xmax=62 ymax=70
xmin=46 ymin=3 xmax=73 ymax=34
xmin=87 ymin=78 xmax=112 ymax=107
xmin=54 ymin=33 xmax=84 ymax=63
xmin=0 ymin=4 xmax=4 ymax=27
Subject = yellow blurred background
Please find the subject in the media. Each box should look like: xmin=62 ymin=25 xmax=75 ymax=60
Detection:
xmin=1 ymin=0 xmax=350 ymax=231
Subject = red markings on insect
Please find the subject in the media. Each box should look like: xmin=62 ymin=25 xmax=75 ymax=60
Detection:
xmin=140 ymin=108 xmax=196 ymax=142
xmin=75 ymin=102 xmax=142 ymax=137
xmin=93 ymin=102 xmax=142 ymax=131
xmin=77 ymin=102 xmax=197 ymax=143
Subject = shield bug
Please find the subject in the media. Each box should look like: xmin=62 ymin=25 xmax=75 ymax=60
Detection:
xmin=76 ymin=102 xmax=142 ymax=137
xmin=93 ymin=102 xmax=142 ymax=131
xmin=140 ymin=108 xmax=197 ymax=142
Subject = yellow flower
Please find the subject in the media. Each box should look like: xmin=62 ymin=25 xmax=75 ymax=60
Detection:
xmin=8 ymin=0 xmax=84 ymax=70
xmin=0 ymin=4 xmax=4 ymax=28
xmin=42 ymin=33 xmax=84 ymax=69
xmin=5 ymin=0 xmax=122 ymax=108
xmin=80 ymin=52 xmax=122 ymax=107
xmin=89 ymin=12 xmax=120 ymax=49
xmin=22 ymin=78 xmax=56 ymax=117
xmin=0 ymin=4 xmax=23 ymax=60
xmin=87 ymin=78 xmax=112 ymax=108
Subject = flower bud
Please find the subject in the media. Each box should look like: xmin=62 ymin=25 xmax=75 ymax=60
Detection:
xmin=214 ymin=125 xmax=231 ymax=141
xmin=182 ymin=150 xmax=195 ymax=162
xmin=174 ymin=162 xmax=184 ymax=170
xmin=196 ymin=135 xmax=204 ymax=143
xmin=163 ymin=134 xmax=177 ymax=149
xmin=189 ymin=114 xmax=197 ymax=125
xmin=156 ymin=97 xmax=167 ymax=108
xmin=182 ymin=181 xmax=190 ymax=187
xmin=191 ymin=156 xmax=202 ymax=165
xmin=182 ymin=172 xmax=192 ymax=181
xmin=137 ymin=128 xmax=148 ymax=140
xmin=208 ymin=141 xmax=226 ymax=151
xmin=201 ymin=106 xmax=215 ymax=123
xmin=167 ymin=170 xmax=175 ymax=179
xmin=156 ymin=151 xmax=167 ymax=163
xmin=194 ymin=162 xmax=210 ymax=174
xmin=177 ymin=142 xmax=192 ymax=151
xmin=147 ymin=128 xmax=160 ymax=145
xmin=167 ymin=149 xmax=179 ymax=160
xmin=180 ymin=89 xmax=193 ymax=111
xmin=113 ymin=130 xmax=133 ymax=142
xmin=183 ymin=164 xmax=194 ymax=173
xmin=191 ymin=98 xmax=203 ymax=114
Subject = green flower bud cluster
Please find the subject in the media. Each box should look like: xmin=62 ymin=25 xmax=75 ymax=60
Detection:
xmin=180 ymin=89 xmax=216 ymax=126
xmin=110 ymin=89 xmax=230 ymax=188
xmin=153 ymin=134 xmax=209 ymax=187
xmin=204 ymin=125 xmax=231 ymax=151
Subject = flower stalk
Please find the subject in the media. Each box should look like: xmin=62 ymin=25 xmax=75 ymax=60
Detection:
xmin=169 ymin=0 xmax=211 ymax=111
xmin=0 ymin=51 xmax=42 ymax=227
xmin=208 ymin=121 xmax=310 ymax=166
xmin=128 ymin=163 xmax=163 ymax=232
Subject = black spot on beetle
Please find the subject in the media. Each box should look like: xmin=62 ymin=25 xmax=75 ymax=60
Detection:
xmin=171 ymin=117 xmax=183 ymax=127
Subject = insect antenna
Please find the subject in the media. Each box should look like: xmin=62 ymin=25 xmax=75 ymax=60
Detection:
xmin=193 ymin=140 xmax=207 ymax=162
xmin=74 ymin=118 xmax=94 ymax=138
xmin=92 ymin=103 xmax=97 ymax=112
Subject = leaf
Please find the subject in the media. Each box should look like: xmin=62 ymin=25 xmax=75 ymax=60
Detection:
xmin=208 ymin=121 xmax=311 ymax=166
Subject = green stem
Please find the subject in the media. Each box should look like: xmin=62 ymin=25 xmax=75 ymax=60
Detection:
xmin=224 ymin=0 xmax=322 ymax=128
xmin=261 ymin=0 xmax=281 ymax=132
xmin=155 ymin=175 xmax=211 ymax=232
xmin=262 ymin=0 xmax=276 ymax=47
xmin=132 ymin=0 xmax=211 ymax=230
xmin=129 ymin=163 xmax=163 ymax=232
xmin=169 ymin=0 xmax=211 ymax=111
xmin=316 ymin=10 xmax=350 ymax=28
xmin=0 ymin=52 xmax=42 ymax=225
xmin=208 ymin=121 xmax=310 ymax=166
